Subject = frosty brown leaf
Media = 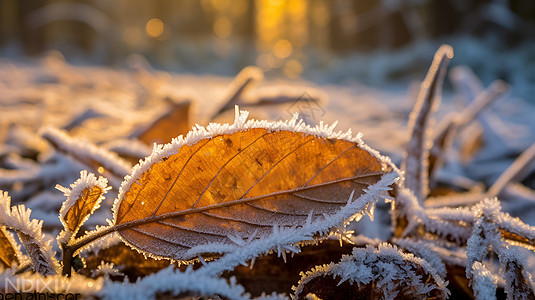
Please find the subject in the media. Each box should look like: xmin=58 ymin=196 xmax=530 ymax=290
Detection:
xmin=0 ymin=226 xmax=19 ymax=269
xmin=57 ymin=171 xmax=111 ymax=246
xmin=113 ymin=128 xmax=384 ymax=261
xmin=64 ymin=187 xmax=103 ymax=232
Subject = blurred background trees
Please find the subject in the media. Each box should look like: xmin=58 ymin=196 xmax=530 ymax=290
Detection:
xmin=0 ymin=0 xmax=534 ymax=82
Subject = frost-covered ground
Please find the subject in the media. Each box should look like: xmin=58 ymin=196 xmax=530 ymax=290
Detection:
xmin=1 ymin=40 xmax=535 ymax=298
xmin=1 ymin=41 xmax=534 ymax=225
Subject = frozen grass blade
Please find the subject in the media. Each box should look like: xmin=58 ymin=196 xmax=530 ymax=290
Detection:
xmin=40 ymin=126 xmax=132 ymax=184
xmin=470 ymin=262 xmax=497 ymax=300
xmin=0 ymin=191 xmax=60 ymax=275
xmin=211 ymin=66 xmax=264 ymax=120
xmin=402 ymin=45 xmax=453 ymax=204
xmin=488 ymin=142 xmax=535 ymax=197
xmin=429 ymin=80 xmax=508 ymax=181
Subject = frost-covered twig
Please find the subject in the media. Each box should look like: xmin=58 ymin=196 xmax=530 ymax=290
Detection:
xmin=0 ymin=191 xmax=60 ymax=275
xmin=211 ymin=66 xmax=264 ymax=120
xmin=467 ymin=198 xmax=535 ymax=299
xmin=40 ymin=126 xmax=132 ymax=185
xmin=101 ymin=266 xmax=251 ymax=300
xmin=393 ymin=238 xmax=447 ymax=278
xmin=402 ymin=45 xmax=453 ymax=204
xmin=487 ymin=142 xmax=535 ymax=197
xmin=293 ymin=243 xmax=449 ymax=300
xmin=429 ymin=80 xmax=507 ymax=181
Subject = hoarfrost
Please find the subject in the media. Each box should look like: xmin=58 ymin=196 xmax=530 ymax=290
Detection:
xmin=293 ymin=243 xmax=449 ymax=300
xmin=0 ymin=191 xmax=60 ymax=275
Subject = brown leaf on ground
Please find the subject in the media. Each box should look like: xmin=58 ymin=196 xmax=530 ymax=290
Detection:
xmin=82 ymin=243 xmax=174 ymax=281
xmin=224 ymin=239 xmax=354 ymax=297
xmin=114 ymin=128 xmax=385 ymax=261
xmin=137 ymin=98 xmax=191 ymax=145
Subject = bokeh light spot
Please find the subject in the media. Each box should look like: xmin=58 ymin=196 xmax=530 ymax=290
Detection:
xmin=214 ymin=17 xmax=232 ymax=38
xmin=273 ymin=39 xmax=292 ymax=58
xmin=145 ymin=18 xmax=165 ymax=39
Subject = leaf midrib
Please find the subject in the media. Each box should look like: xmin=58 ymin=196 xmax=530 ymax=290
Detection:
xmin=114 ymin=171 xmax=383 ymax=232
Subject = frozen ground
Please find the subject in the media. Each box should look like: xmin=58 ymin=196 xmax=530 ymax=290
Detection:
xmin=0 ymin=42 xmax=534 ymax=228
xmin=1 ymin=41 xmax=535 ymax=298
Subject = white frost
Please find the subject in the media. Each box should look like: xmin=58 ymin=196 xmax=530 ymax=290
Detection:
xmin=471 ymin=262 xmax=497 ymax=300
xmin=40 ymin=126 xmax=132 ymax=179
xmin=293 ymin=243 xmax=449 ymax=300
xmin=0 ymin=191 xmax=60 ymax=275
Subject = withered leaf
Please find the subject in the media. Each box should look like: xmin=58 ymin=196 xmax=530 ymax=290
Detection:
xmin=224 ymin=239 xmax=354 ymax=297
xmin=83 ymin=243 xmax=173 ymax=280
xmin=114 ymin=127 xmax=385 ymax=261
xmin=57 ymin=171 xmax=110 ymax=245
xmin=136 ymin=98 xmax=191 ymax=145
xmin=63 ymin=186 xmax=104 ymax=233
xmin=0 ymin=226 xmax=19 ymax=269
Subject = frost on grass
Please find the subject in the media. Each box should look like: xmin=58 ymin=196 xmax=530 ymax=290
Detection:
xmin=402 ymin=45 xmax=453 ymax=204
xmin=467 ymin=198 xmax=535 ymax=299
xmin=0 ymin=191 xmax=60 ymax=275
xmin=40 ymin=126 xmax=132 ymax=180
xmin=471 ymin=262 xmax=498 ymax=300
xmin=293 ymin=243 xmax=449 ymax=300
xmin=101 ymin=266 xmax=251 ymax=300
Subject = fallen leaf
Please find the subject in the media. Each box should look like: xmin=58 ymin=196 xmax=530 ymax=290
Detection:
xmin=83 ymin=243 xmax=174 ymax=281
xmin=224 ymin=239 xmax=354 ymax=297
xmin=57 ymin=171 xmax=110 ymax=244
xmin=113 ymin=116 xmax=386 ymax=261
xmin=136 ymin=98 xmax=191 ymax=145
xmin=65 ymin=188 xmax=103 ymax=233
